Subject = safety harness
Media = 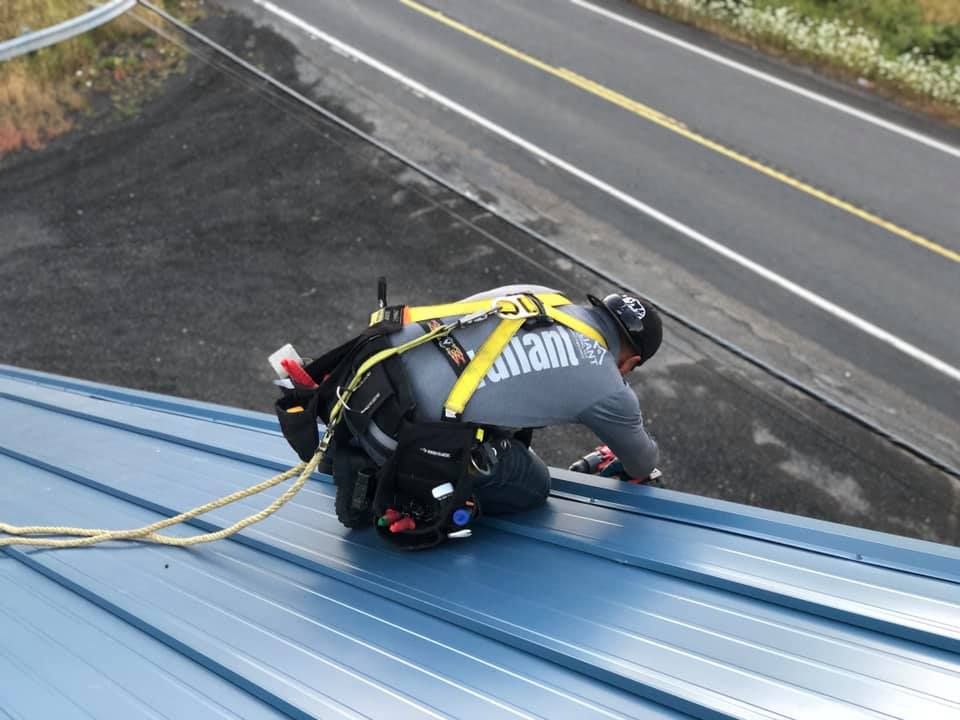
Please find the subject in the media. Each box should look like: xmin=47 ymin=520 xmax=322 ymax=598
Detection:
xmin=274 ymin=283 xmax=607 ymax=550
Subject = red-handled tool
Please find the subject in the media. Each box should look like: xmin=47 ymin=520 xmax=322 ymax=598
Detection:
xmin=280 ymin=358 xmax=318 ymax=389
xmin=389 ymin=516 xmax=416 ymax=533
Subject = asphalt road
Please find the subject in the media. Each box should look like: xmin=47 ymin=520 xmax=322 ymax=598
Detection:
xmin=229 ymin=0 xmax=960 ymax=429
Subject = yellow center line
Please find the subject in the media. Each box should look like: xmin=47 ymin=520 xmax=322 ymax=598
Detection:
xmin=400 ymin=0 xmax=960 ymax=265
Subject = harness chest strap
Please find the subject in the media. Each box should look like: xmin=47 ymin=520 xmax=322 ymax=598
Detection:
xmin=445 ymin=316 xmax=526 ymax=417
xmin=371 ymin=292 xmax=608 ymax=419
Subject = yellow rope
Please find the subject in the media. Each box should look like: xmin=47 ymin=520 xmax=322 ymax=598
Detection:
xmin=0 ymin=449 xmax=325 ymax=549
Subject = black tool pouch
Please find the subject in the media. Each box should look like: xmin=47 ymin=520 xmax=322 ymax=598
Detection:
xmin=275 ymin=333 xmax=402 ymax=463
xmin=373 ymin=420 xmax=478 ymax=550
xmin=275 ymin=389 xmax=322 ymax=462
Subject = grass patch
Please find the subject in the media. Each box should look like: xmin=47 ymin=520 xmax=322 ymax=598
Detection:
xmin=628 ymin=0 xmax=960 ymax=124
xmin=0 ymin=0 xmax=203 ymax=156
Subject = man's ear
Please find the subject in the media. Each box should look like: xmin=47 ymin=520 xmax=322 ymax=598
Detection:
xmin=618 ymin=354 xmax=643 ymax=374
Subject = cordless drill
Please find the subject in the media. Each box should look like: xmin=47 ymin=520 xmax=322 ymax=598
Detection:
xmin=569 ymin=445 xmax=663 ymax=485
xmin=568 ymin=445 xmax=623 ymax=477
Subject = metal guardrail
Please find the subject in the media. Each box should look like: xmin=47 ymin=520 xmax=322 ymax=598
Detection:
xmin=0 ymin=0 xmax=136 ymax=62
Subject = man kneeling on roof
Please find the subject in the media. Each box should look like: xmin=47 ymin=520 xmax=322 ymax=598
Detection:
xmin=273 ymin=282 xmax=662 ymax=550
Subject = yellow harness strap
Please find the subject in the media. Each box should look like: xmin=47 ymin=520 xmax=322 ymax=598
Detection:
xmin=376 ymin=293 xmax=605 ymax=345
xmin=543 ymin=306 xmax=606 ymax=348
xmin=369 ymin=291 xmax=609 ymax=418
xmin=388 ymin=292 xmax=570 ymax=325
xmin=443 ymin=317 xmax=525 ymax=417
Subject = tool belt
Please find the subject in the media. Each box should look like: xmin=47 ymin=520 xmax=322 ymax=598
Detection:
xmin=273 ymin=284 xmax=607 ymax=550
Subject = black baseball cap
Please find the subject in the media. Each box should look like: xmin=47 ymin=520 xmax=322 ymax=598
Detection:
xmin=588 ymin=293 xmax=662 ymax=365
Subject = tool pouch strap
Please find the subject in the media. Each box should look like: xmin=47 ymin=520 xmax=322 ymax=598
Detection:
xmin=340 ymin=338 xmax=415 ymax=443
xmin=373 ymin=420 xmax=478 ymax=550
xmin=303 ymin=336 xmax=369 ymax=424
xmin=332 ymin=444 xmax=378 ymax=528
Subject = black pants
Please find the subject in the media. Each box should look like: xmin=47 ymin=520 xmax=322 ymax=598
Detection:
xmin=472 ymin=438 xmax=551 ymax=514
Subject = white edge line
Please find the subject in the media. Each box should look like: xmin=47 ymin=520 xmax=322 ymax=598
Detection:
xmin=562 ymin=513 xmax=625 ymax=527
xmin=251 ymin=0 xmax=960 ymax=384
xmin=569 ymin=0 xmax=960 ymax=160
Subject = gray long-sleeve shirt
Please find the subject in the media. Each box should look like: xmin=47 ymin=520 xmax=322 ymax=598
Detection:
xmin=388 ymin=285 xmax=659 ymax=478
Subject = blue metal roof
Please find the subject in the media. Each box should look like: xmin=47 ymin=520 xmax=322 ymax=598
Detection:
xmin=2 ymin=364 xmax=959 ymax=720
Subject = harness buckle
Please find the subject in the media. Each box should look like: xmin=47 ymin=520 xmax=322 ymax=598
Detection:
xmin=493 ymin=293 xmax=550 ymax=321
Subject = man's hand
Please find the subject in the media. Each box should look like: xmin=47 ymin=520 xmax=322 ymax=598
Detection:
xmin=625 ymin=467 xmax=663 ymax=486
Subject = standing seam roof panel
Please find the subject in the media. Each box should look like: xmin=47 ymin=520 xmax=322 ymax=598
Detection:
xmin=3 ymin=391 xmax=958 ymax=655
xmin=0 ymin=557 xmax=286 ymax=720
xmin=1 ymin=366 xmax=959 ymax=720
xmin=4 ymin=369 xmax=959 ymax=585
xmin=3 ymin=461 xmax=679 ymax=720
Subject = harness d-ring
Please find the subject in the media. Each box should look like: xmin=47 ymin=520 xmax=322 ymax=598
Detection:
xmin=492 ymin=293 xmax=544 ymax=320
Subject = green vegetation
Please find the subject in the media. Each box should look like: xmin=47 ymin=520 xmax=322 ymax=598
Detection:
xmin=631 ymin=0 xmax=960 ymax=121
xmin=0 ymin=1 xmax=203 ymax=155
xmin=770 ymin=0 xmax=960 ymax=60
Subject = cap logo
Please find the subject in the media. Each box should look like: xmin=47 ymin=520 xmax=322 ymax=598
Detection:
xmin=621 ymin=295 xmax=646 ymax=319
